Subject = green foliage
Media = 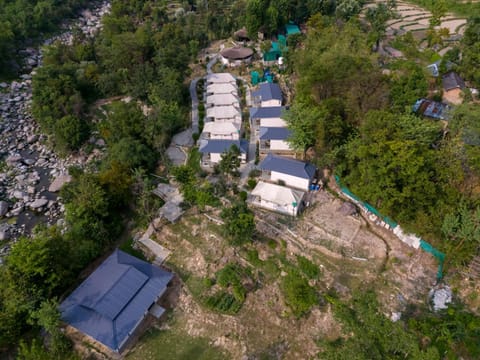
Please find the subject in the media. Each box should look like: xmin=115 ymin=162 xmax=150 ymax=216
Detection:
xmin=320 ymin=290 xmax=438 ymax=359
xmin=441 ymin=204 xmax=480 ymax=267
xmin=0 ymin=0 xmax=89 ymax=76
xmin=341 ymin=111 xmax=457 ymax=228
xmin=296 ymin=255 xmax=320 ymax=279
xmin=218 ymin=144 xmax=241 ymax=178
xmin=389 ymin=62 xmax=428 ymax=112
xmin=221 ymin=201 xmax=256 ymax=246
xmin=281 ymin=270 xmax=317 ymax=317
xmin=204 ymin=291 xmax=243 ymax=314
xmin=407 ymin=303 xmax=480 ymax=358
xmin=216 ymin=263 xmax=247 ymax=302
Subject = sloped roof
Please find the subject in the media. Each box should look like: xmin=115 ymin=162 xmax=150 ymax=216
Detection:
xmin=206 ymin=93 xmax=239 ymax=106
xmin=250 ymin=106 xmax=286 ymax=119
xmin=252 ymin=83 xmax=282 ymax=102
xmin=220 ymin=46 xmax=253 ymax=60
xmin=206 ymin=73 xmax=236 ymax=84
xmin=199 ymin=139 xmax=248 ymax=154
xmin=259 ymin=126 xmax=292 ymax=140
xmin=203 ymin=121 xmax=240 ymax=135
xmin=252 ymin=181 xmax=305 ymax=205
xmin=259 ymin=154 xmax=316 ymax=180
xmin=206 ymin=105 xmax=241 ymax=119
xmin=59 ymin=250 xmax=173 ymax=352
xmin=442 ymin=72 xmax=465 ymax=91
xmin=206 ymin=84 xmax=238 ymax=96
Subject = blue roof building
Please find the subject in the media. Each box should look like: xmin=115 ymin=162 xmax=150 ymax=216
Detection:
xmin=252 ymin=83 xmax=283 ymax=106
xmin=250 ymin=106 xmax=286 ymax=119
xmin=257 ymin=154 xmax=316 ymax=191
xmin=198 ymin=139 xmax=248 ymax=154
xmin=59 ymin=249 xmax=173 ymax=353
xmin=259 ymin=127 xmax=292 ymax=140
xmin=259 ymin=154 xmax=316 ymax=180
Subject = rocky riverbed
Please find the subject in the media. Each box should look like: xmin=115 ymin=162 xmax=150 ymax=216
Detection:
xmin=0 ymin=1 xmax=111 ymax=260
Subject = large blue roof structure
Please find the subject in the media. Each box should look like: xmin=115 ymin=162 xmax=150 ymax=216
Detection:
xmin=259 ymin=153 xmax=316 ymax=179
xmin=199 ymin=139 xmax=248 ymax=154
xmin=259 ymin=127 xmax=292 ymax=140
xmin=250 ymin=106 xmax=286 ymax=119
xmin=59 ymin=249 xmax=173 ymax=352
xmin=252 ymin=83 xmax=283 ymax=102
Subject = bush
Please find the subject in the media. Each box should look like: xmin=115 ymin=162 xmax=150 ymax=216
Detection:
xmin=297 ymin=255 xmax=320 ymax=279
xmin=247 ymin=178 xmax=257 ymax=190
xmin=281 ymin=271 xmax=317 ymax=317
xmin=204 ymin=291 xmax=243 ymax=314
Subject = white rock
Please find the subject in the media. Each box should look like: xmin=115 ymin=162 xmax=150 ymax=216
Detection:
xmin=30 ymin=198 xmax=48 ymax=209
xmin=48 ymin=174 xmax=72 ymax=192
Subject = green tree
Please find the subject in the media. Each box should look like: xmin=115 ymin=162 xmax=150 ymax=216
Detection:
xmin=221 ymin=201 xmax=255 ymax=245
xmin=281 ymin=270 xmax=317 ymax=317
xmin=218 ymin=144 xmax=241 ymax=178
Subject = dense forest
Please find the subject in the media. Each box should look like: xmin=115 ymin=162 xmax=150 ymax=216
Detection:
xmin=1 ymin=0 xmax=480 ymax=359
xmin=0 ymin=0 xmax=90 ymax=77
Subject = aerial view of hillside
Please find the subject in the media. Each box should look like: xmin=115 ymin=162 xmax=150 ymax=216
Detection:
xmin=0 ymin=0 xmax=480 ymax=359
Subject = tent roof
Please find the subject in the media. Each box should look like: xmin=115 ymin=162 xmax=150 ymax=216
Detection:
xmin=206 ymin=93 xmax=239 ymax=106
xmin=251 ymin=181 xmax=305 ymax=205
xmin=206 ymin=73 xmax=236 ymax=84
xmin=206 ymin=105 xmax=241 ymax=119
xmin=59 ymin=250 xmax=173 ymax=352
xmin=203 ymin=121 xmax=240 ymax=135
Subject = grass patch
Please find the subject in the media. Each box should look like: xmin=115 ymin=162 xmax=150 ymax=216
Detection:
xmin=281 ymin=270 xmax=318 ymax=317
xmin=127 ymin=318 xmax=226 ymax=360
xmin=296 ymin=255 xmax=320 ymax=280
xmin=119 ymin=238 xmax=147 ymax=260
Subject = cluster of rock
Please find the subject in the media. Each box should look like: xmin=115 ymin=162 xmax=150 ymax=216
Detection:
xmin=0 ymin=1 xmax=111 ymax=261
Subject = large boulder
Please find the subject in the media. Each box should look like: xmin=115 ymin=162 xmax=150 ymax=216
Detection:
xmin=48 ymin=174 xmax=72 ymax=192
xmin=30 ymin=198 xmax=48 ymax=209
xmin=0 ymin=201 xmax=8 ymax=217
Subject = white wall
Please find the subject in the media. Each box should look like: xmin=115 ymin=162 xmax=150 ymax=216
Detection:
xmin=206 ymin=152 xmax=246 ymax=165
xmin=270 ymin=139 xmax=292 ymax=151
xmin=270 ymin=171 xmax=310 ymax=191
xmin=259 ymin=118 xmax=287 ymax=127
xmin=209 ymin=132 xmax=240 ymax=140
xmin=261 ymin=99 xmax=282 ymax=107
xmin=253 ymin=198 xmax=299 ymax=216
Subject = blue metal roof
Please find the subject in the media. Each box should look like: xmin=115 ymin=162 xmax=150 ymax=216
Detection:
xmin=259 ymin=127 xmax=292 ymax=140
xmin=199 ymin=139 xmax=248 ymax=154
xmin=252 ymin=83 xmax=283 ymax=102
xmin=250 ymin=106 xmax=286 ymax=119
xmin=259 ymin=153 xmax=316 ymax=180
xmin=59 ymin=249 xmax=173 ymax=352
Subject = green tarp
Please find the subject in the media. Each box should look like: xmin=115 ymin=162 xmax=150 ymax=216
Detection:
xmin=335 ymin=175 xmax=445 ymax=279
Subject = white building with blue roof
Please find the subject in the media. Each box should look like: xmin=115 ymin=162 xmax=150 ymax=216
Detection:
xmin=59 ymin=249 xmax=173 ymax=353
xmin=252 ymin=83 xmax=283 ymax=107
xmin=198 ymin=139 xmax=248 ymax=167
xmin=259 ymin=127 xmax=294 ymax=156
xmin=250 ymin=106 xmax=287 ymax=128
xmin=259 ymin=154 xmax=316 ymax=191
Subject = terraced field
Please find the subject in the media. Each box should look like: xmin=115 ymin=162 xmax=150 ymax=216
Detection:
xmin=365 ymin=1 xmax=467 ymax=39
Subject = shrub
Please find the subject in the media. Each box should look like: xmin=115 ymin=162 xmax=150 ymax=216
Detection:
xmin=281 ymin=271 xmax=317 ymax=317
xmin=297 ymin=255 xmax=320 ymax=279
xmin=247 ymin=178 xmax=257 ymax=190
